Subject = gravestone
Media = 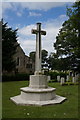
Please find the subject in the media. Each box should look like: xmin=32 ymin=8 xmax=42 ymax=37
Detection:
xmin=72 ymin=77 xmax=76 ymax=83
xmin=60 ymin=77 xmax=65 ymax=85
xmin=47 ymin=76 xmax=51 ymax=82
xmin=72 ymin=73 xmax=74 ymax=77
xmin=10 ymin=23 xmax=66 ymax=106
xmin=57 ymin=75 xmax=60 ymax=82
xmin=75 ymin=74 xmax=79 ymax=82
xmin=66 ymin=75 xmax=69 ymax=82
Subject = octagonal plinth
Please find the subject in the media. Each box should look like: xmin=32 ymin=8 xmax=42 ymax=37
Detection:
xmin=10 ymin=75 xmax=66 ymax=106
xmin=10 ymin=95 xmax=66 ymax=106
xmin=20 ymin=87 xmax=56 ymax=101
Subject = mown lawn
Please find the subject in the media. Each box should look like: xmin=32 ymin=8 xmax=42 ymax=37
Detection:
xmin=0 ymin=82 xmax=2 ymax=119
xmin=2 ymin=80 xmax=79 ymax=119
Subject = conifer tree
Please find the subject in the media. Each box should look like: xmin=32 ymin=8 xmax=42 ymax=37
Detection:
xmin=2 ymin=19 xmax=18 ymax=72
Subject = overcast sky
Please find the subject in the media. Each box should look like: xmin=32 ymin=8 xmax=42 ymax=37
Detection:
xmin=2 ymin=2 xmax=74 ymax=56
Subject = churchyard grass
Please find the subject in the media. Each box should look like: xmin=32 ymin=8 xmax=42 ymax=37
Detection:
xmin=2 ymin=80 xmax=78 ymax=119
xmin=0 ymin=82 xmax=2 ymax=119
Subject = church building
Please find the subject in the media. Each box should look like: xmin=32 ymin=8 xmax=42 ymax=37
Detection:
xmin=13 ymin=43 xmax=35 ymax=74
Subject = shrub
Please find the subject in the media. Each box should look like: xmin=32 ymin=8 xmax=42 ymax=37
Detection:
xmin=48 ymin=72 xmax=58 ymax=80
xmin=59 ymin=72 xmax=67 ymax=78
xmin=49 ymin=71 xmax=67 ymax=79
xmin=2 ymin=73 xmax=31 ymax=82
xmin=44 ymin=71 xmax=68 ymax=82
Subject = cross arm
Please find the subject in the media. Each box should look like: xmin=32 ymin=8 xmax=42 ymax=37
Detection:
xmin=31 ymin=29 xmax=46 ymax=36
xmin=41 ymin=30 xmax=46 ymax=35
xmin=31 ymin=29 xmax=38 ymax=34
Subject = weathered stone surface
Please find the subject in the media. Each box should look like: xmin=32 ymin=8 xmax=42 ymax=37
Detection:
xmin=57 ymin=76 xmax=60 ymax=82
xmin=47 ymin=76 xmax=51 ymax=82
xmin=20 ymin=87 xmax=56 ymax=101
xmin=60 ymin=77 xmax=65 ymax=85
xmin=66 ymin=75 xmax=69 ymax=81
xmin=10 ymin=95 xmax=66 ymax=106
xmin=32 ymin=23 xmax=46 ymax=73
xmin=29 ymin=75 xmax=48 ymax=88
xmin=72 ymin=77 xmax=76 ymax=83
xmin=14 ymin=43 xmax=35 ymax=74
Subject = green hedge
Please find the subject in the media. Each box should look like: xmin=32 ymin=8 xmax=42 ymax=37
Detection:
xmin=44 ymin=71 xmax=68 ymax=81
xmin=2 ymin=73 xmax=31 ymax=82
xmin=48 ymin=72 xmax=58 ymax=80
xmin=59 ymin=72 xmax=68 ymax=78
xmin=2 ymin=71 xmax=69 ymax=82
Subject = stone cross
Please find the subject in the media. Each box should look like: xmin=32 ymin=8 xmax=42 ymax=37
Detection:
xmin=32 ymin=23 xmax=46 ymax=73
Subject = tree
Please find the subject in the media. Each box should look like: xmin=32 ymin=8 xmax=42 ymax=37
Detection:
xmin=2 ymin=19 xmax=18 ymax=72
xmin=29 ymin=51 xmax=36 ymax=62
xmin=42 ymin=49 xmax=48 ymax=69
xmin=47 ymin=52 xmax=69 ymax=70
xmin=29 ymin=49 xmax=48 ymax=68
xmin=54 ymin=2 xmax=80 ymax=72
xmin=47 ymin=52 xmax=57 ymax=70
xmin=42 ymin=49 xmax=48 ymax=63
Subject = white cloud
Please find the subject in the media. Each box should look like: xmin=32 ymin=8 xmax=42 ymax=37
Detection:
xmin=2 ymin=2 xmax=12 ymax=12
xmin=0 ymin=2 xmax=2 ymax=20
xmin=20 ymin=2 xmax=66 ymax=11
xmin=19 ymin=24 xmax=36 ymax=36
xmin=18 ymin=14 xmax=67 ymax=55
xmin=2 ymin=2 xmax=21 ymax=17
xmin=3 ymin=0 xmax=76 ymax=2
xmin=2 ymin=2 xmax=72 ymax=19
xmin=42 ymin=20 xmax=62 ymax=54
xmin=29 ymin=12 xmax=42 ymax=17
xmin=16 ymin=12 xmax=22 ymax=17
xmin=2 ymin=2 xmax=66 ymax=14
xmin=18 ymin=38 xmax=36 ymax=55
xmin=59 ymin=14 xmax=68 ymax=19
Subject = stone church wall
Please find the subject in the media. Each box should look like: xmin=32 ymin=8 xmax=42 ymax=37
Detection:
xmin=13 ymin=44 xmax=35 ymax=74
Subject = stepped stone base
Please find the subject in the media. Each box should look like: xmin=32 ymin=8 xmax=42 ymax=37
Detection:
xmin=10 ymin=95 xmax=66 ymax=106
xmin=10 ymin=75 xmax=66 ymax=106
xmin=20 ymin=87 xmax=56 ymax=101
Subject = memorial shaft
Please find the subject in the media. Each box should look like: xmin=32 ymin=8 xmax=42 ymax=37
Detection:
xmin=32 ymin=23 xmax=46 ymax=73
xmin=36 ymin=23 xmax=41 ymax=72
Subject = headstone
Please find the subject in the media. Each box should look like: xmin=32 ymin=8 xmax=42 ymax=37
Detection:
xmin=72 ymin=73 xmax=74 ymax=77
xmin=75 ymin=74 xmax=79 ymax=82
xmin=69 ymin=71 xmax=72 ymax=77
xmin=60 ymin=77 xmax=65 ymax=85
xmin=57 ymin=76 xmax=60 ymax=82
xmin=42 ymin=70 xmax=44 ymax=74
xmin=47 ymin=76 xmax=51 ymax=82
xmin=10 ymin=23 xmax=66 ymax=106
xmin=72 ymin=77 xmax=76 ymax=83
xmin=66 ymin=75 xmax=69 ymax=82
